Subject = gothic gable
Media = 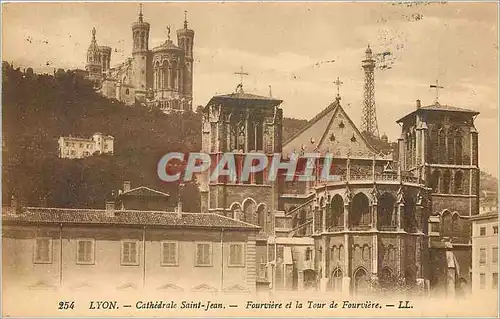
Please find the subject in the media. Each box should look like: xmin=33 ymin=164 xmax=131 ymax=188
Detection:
xmin=283 ymin=100 xmax=377 ymax=158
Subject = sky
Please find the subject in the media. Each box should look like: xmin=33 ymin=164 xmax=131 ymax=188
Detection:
xmin=2 ymin=2 xmax=498 ymax=177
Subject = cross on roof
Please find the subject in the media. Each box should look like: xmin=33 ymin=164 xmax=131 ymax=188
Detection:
xmin=234 ymin=66 xmax=249 ymax=93
xmin=430 ymin=79 xmax=444 ymax=103
xmin=166 ymin=25 xmax=171 ymax=41
xmin=334 ymin=76 xmax=344 ymax=97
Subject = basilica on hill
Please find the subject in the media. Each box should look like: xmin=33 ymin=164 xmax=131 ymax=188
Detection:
xmin=85 ymin=5 xmax=194 ymax=112
xmin=199 ymin=45 xmax=480 ymax=296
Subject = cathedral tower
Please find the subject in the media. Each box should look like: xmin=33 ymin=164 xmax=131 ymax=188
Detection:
xmin=86 ymin=27 xmax=103 ymax=82
xmin=176 ymin=11 xmax=195 ymax=107
xmin=131 ymin=4 xmax=150 ymax=99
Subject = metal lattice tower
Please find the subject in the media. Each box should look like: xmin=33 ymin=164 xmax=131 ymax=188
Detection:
xmin=361 ymin=45 xmax=379 ymax=137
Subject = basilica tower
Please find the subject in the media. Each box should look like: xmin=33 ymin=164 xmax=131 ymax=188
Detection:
xmin=85 ymin=27 xmax=103 ymax=82
xmin=131 ymin=4 xmax=150 ymax=99
xmin=176 ymin=12 xmax=195 ymax=108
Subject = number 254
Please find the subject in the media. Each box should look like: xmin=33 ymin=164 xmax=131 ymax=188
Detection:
xmin=58 ymin=301 xmax=75 ymax=310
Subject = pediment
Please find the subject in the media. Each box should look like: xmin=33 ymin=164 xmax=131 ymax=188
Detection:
xmin=283 ymin=101 xmax=377 ymax=158
xmin=222 ymin=284 xmax=249 ymax=293
xmin=28 ymin=280 xmax=57 ymax=290
xmin=116 ymin=283 xmax=137 ymax=290
xmin=157 ymin=283 xmax=184 ymax=292
xmin=191 ymin=284 xmax=218 ymax=292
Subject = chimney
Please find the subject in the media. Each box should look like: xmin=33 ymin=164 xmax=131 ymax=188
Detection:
xmin=416 ymin=99 xmax=421 ymax=109
xmin=123 ymin=181 xmax=131 ymax=192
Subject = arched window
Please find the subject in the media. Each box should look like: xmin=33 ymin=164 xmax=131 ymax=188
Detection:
xmin=441 ymin=211 xmax=453 ymax=237
xmin=455 ymin=129 xmax=463 ymax=165
xmin=171 ymin=61 xmax=178 ymax=89
xmin=353 ymin=268 xmax=368 ymax=294
xmin=378 ymin=193 xmax=396 ymax=229
xmin=242 ymin=199 xmax=256 ymax=224
xmin=125 ymin=88 xmax=129 ymax=95
xmin=257 ymin=204 xmax=266 ymax=231
xmin=447 ymin=127 xmax=456 ymax=164
xmin=452 ymin=214 xmax=460 ymax=237
xmin=404 ymin=195 xmax=416 ymax=233
xmin=350 ymin=193 xmax=371 ymax=227
xmin=430 ymin=170 xmax=441 ymax=193
xmin=329 ymin=195 xmax=344 ymax=229
xmin=305 ymin=247 xmax=312 ymax=261
xmin=438 ymin=128 xmax=446 ymax=164
xmin=339 ymin=245 xmax=345 ymax=262
xmin=362 ymin=245 xmax=370 ymax=261
xmin=442 ymin=170 xmax=451 ymax=194
xmin=454 ymin=171 xmax=463 ymax=194
xmin=430 ymin=126 xmax=439 ymax=163
xmin=388 ymin=244 xmax=396 ymax=261
xmin=331 ymin=246 xmax=338 ymax=262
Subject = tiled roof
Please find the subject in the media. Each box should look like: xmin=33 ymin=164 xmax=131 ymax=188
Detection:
xmin=119 ymin=186 xmax=170 ymax=198
xmin=3 ymin=207 xmax=260 ymax=230
xmin=397 ymin=102 xmax=480 ymax=123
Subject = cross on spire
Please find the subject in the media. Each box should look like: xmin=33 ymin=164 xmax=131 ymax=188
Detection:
xmin=430 ymin=79 xmax=444 ymax=103
xmin=184 ymin=10 xmax=188 ymax=28
xmin=234 ymin=66 xmax=249 ymax=93
xmin=139 ymin=3 xmax=143 ymax=22
xmin=166 ymin=25 xmax=171 ymax=41
xmin=334 ymin=76 xmax=344 ymax=98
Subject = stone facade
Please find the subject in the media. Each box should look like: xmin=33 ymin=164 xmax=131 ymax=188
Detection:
xmin=200 ymin=82 xmax=481 ymax=297
xmin=85 ymin=6 xmax=194 ymax=113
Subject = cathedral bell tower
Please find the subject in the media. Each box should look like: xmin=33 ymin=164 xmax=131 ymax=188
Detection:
xmin=176 ymin=11 xmax=195 ymax=107
xmin=131 ymin=4 xmax=150 ymax=100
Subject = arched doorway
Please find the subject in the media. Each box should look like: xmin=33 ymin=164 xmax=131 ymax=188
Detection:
xmin=303 ymin=269 xmax=317 ymax=291
xmin=353 ymin=268 xmax=369 ymax=295
xmin=328 ymin=195 xmax=344 ymax=230
xmin=379 ymin=267 xmax=393 ymax=290
xmin=330 ymin=268 xmax=343 ymax=292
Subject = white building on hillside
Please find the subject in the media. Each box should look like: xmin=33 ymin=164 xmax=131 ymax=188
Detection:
xmin=58 ymin=132 xmax=114 ymax=159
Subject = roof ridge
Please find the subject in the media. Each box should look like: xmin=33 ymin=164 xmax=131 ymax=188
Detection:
xmin=121 ymin=186 xmax=170 ymax=197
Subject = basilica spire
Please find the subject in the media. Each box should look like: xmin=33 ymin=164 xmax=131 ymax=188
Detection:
xmin=138 ymin=3 xmax=143 ymax=23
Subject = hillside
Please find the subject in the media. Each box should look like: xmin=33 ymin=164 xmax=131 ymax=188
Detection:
xmin=2 ymin=63 xmax=201 ymax=211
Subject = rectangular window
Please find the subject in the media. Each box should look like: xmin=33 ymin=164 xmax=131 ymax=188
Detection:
xmin=480 ymin=227 xmax=486 ymax=236
xmin=79 ymin=143 xmax=83 ymax=148
xmin=121 ymin=241 xmax=139 ymax=266
xmin=493 ymin=273 xmax=498 ymax=289
xmin=228 ymin=243 xmax=245 ymax=267
xmin=493 ymin=247 xmax=498 ymax=263
xmin=480 ymin=248 xmax=486 ymax=264
xmin=34 ymin=238 xmax=52 ymax=264
xmin=480 ymin=273 xmax=486 ymax=289
xmin=494 ymin=226 xmax=498 ymax=234
xmin=76 ymin=239 xmax=95 ymax=264
xmin=195 ymin=242 xmax=212 ymax=266
xmin=161 ymin=241 xmax=178 ymax=266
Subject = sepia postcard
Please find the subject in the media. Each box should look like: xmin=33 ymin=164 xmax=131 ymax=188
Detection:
xmin=1 ymin=1 xmax=499 ymax=317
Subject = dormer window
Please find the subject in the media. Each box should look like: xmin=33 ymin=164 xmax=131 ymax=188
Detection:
xmin=350 ymin=134 xmax=357 ymax=142
xmin=339 ymin=121 xmax=345 ymax=128
xmin=330 ymin=133 xmax=335 ymax=141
